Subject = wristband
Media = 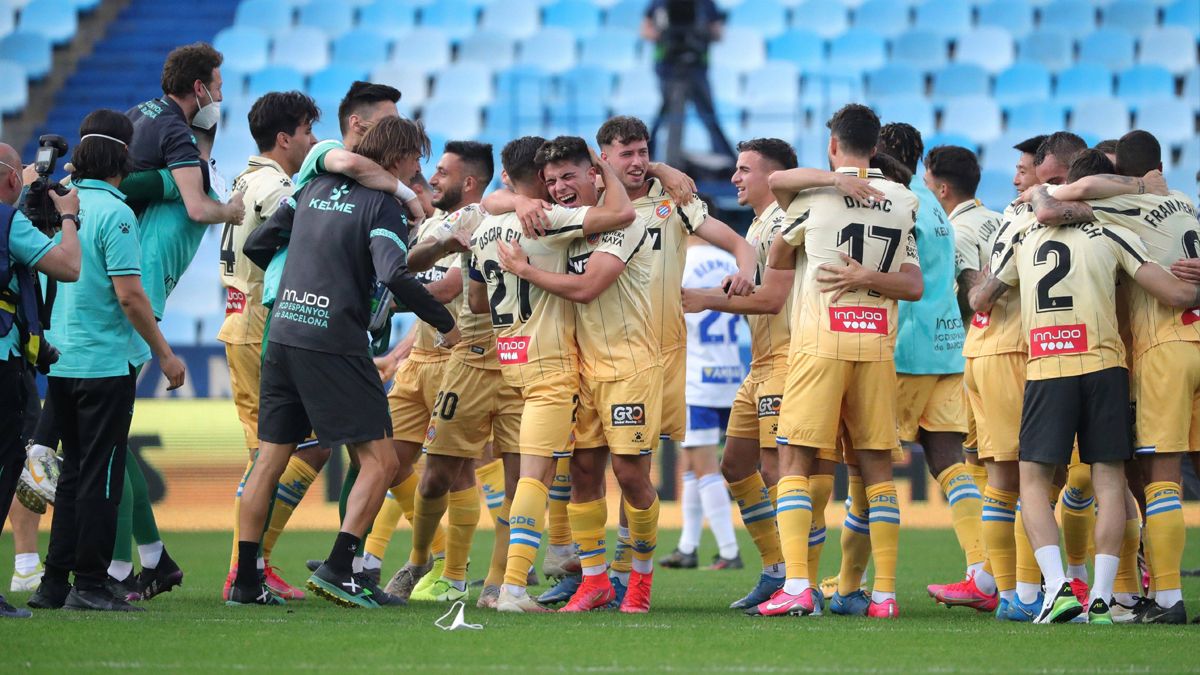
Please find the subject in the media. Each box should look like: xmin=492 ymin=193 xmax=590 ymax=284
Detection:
xmin=60 ymin=213 xmax=79 ymax=225
xmin=395 ymin=180 xmax=416 ymax=202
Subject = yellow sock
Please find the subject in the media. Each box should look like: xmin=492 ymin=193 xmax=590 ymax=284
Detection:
xmin=937 ymin=463 xmax=985 ymax=568
xmin=548 ymin=457 xmax=572 ymax=547
xmin=1145 ymin=481 xmax=1184 ymax=593
xmin=611 ymin=525 xmax=632 ymax=575
xmin=409 ymin=491 xmax=448 ymax=566
xmin=1013 ymin=504 xmax=1041 ymax=588
xmin=866 ymin=482 xmax=900 ymax=594
xmin=365 ymin=482 xmax=408 ymax=560
xmin=568 ymin=498 xmax=608 ymax=570
xmin=229 ymin=459 xmax=254 ymax=569
xmin=475 ymin=458 xmax=506 ymax=522
xmin=807 ymin=474 xmax=833 ymax=580
xmin=624 ymin=496 xmax=660 ymax=572
xmin=391 ymin=470 xmax=448 ymax=559
xmin=262 ymin=456 xmax=318 ymax=561
xmin=444 ymin=487 xmax=479 ymax=582
xmin=768 ymin=484 xmax=778 ymax=509
xmin=981 ymin=486 xmax=1018 ymax=593
xmin=775 ymin=475 xmax=812 ymax=581
xmin=1143 ymin=522 xmax=1157 ymax=596
xmin=964 ymin=460 xmax=988 ymax=497
xmin=485 ymin=497 xmax=511 ymax=587
xmin=504 ymin=478 xmax=548 ymax=587
xmin=838 ymin=475 xmax=871 ymax=595
xmin=1115 ymin=515 xmax=1142 ymax=595
xmin=1061 ymin=465 xmax=1095 ymax=567
xmin=729 ymin=473 xmax=783 ymax=568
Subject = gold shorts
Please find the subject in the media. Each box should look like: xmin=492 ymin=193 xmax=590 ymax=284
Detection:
xmin=575 ymin=366 xmax=663 ymax=455
xmin=777 ymin=353 xmax=899 ymax=452
xmin=660 ymin=346 xmax=686 ymax=441
xmin=896 ymin=373 xmax=968 ymax=441
xmin=518 ymin=370 xmax=580 ymax=457
xmin=225 ymin=341 xmax=261 ymax=450
xmin=1134 ymin=341 xmax=1200 ymax=454
xmin=727 ymin=369 xmax=785 ymax=448
xmin=424 ymin=359 xmax=522 ymax=459
xmin=387 ymin=358 xmax=446 ymax=444
xmin=965 ymin=403 xmax=978 ymax=452
xmin=964 ymin=353 xmax=1025 ymax=463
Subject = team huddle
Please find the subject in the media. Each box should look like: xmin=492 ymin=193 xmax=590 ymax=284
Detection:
xmin=10 ymin=41 xmax=1200 ymax=625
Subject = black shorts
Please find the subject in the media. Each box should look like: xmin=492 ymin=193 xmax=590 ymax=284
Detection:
xmin=258 ymin=341 xmax=392 ymax=448
xmin=1019 ymin=367 xmax=1132 ymax=466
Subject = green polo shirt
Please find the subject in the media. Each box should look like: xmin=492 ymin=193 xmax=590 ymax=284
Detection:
xmin=2 ymin=210 xmax=54 ymax=360
xmin=134 ymin=168 xmax=214 ymax=319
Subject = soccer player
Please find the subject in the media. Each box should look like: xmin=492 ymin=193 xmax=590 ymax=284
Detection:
xmin=1012 ymin=135 xmax=1047 ymax=195
xmin=496 ymin=136 xmax=660 ymax=613
xmin=681 ymin=137 xmax=798 ymax=609
xmin=231 ymin=116 xmax=457 ymax=608
xmin=217 ymin=91 xmax=320 ymax=602
xmin=970 ymin=148 xmax=1199 ymax=624
xmin=468 ymin=136 xmax=636 ymax=612
xmin=753 ymin=104 xmax=921 ymax=619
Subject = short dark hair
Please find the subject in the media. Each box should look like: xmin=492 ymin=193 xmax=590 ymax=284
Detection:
xmin=596 ymin=115 xmax=650 ymax=147
xmin=1093 ymin=138 xmax=1118 ymax=155
xmin=1115 ymin=130 xmax=1162 ymax=178
xmin=1034 ymin=131 xmax=1086 ymax=167
xmin=736 ymin=138 xmax=798 ymax=170
xmin=826 ymin=104 xmax=881 ymax=157
xmin=925 ymin=145 xmax=981 ymax=198
xmin=1013 ymin=134 xmax=1048 ymax=155
xmin=444 ymin=140 xmax=494 ymax=185
xmin=878 ymin=122 xmax=923 ymax=173
xmin=1067 ymin=148 xmax=1116 ymax=183
xmin=501 ymin=136 xmax=547 ymax=184
xmin=248 ymin=91 xmax=321 ymax=153
xmin=72 ymin=109 xmax=134 ymax=181
xmin=161 ymin=42 xmax=222 ymax=97
xmin=354 ymin=116 xmax=430 ymax=169
xmin=871 ymin=152 xmax=912 ymax=186
xmin=337 ymin=81 xmax=401 ymax=136
xmin=535 ymin=136 xmax=591 ymax=169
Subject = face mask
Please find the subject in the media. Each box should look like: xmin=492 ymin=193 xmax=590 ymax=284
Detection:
xmin=192 ymin=84 xmax=220 ymax=131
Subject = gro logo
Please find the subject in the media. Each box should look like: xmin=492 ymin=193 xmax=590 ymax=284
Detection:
xmin=757 ymin=395 xmax=782 ymax=418
xmin=611 ymin=403 xmax=646 ymax=427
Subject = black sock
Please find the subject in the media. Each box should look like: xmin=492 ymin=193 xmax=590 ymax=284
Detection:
xmin=326 ymin=531 xmax=360 ymax=576
xmin=235 ymin=541 xmax=260 ymax=587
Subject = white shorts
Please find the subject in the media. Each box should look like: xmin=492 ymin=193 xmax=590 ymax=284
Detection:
xmin=681 ymin=405 xmax=731 ymax=448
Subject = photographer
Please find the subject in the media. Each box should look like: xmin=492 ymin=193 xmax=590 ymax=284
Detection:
xmin=0 ymin=142 xmax=80 ymax=619
xmin=27 ymin=110 xmax=185 ymax=613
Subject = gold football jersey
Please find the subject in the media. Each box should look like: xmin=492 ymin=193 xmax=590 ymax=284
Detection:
xmin=962 ymin=200 xmax=1028 ymax=358
xmin=746 ymin=202 xmax=799 ymax=373
xmin=409 ymin=210 xmax=464 ymax=362
xmin=950 ymin=199 xmax=1003 ymax=275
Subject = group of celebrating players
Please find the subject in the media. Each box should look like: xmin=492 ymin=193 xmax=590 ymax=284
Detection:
xmin=9 ymin=41 xmax=1200 ymax=626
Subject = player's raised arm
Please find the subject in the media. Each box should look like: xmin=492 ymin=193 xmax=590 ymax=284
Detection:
xmin=693 ymin=216 xmax=756 ymax=296
xmin=1043 ymin=170 xmax=1168 ymax=202
xmin=683 ymin=266 xmax=794 ymax=315
xmin=243 ymin=197 xmax=295 ymax=270
xmin=323 ymin=147 xmax=426 ymax=224
xmin=580 ymin=148 xmax=636 ymax=235
xmin=369 ymin=203 xmax=456 ymax=337
xmin=498 ymin=238 xmax=627 ymax=304
xmin=171 ymin=164 xmax=244 ymax=224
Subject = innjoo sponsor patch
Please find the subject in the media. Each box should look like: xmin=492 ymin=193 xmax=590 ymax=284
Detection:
xmin=1182 ymin=307 xmax=1200 ymax=326
xmin=971 ymin=312 xmax=990 ymax=329
xmin=1029 ymin=323 xmax=1088 ymax=357
xmin=496 ymin=336 xmax=530 ymax=364
xmin=828 ymin=306 xmax=888 ymax=334
xmin=225 ymin=288 xmax=246 ymax=314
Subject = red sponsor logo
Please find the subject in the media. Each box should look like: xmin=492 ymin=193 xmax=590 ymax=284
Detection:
xmin=828 ymin=306 xmax=888 ymax=334
xmin=655 ymin=202 xmax=671 ymax=219
xmin=1182 ymin=307 xmax=1200 ymax=326
xmin=225 ymin=288 xmax=246 ymax=315
xmin=496 ymin=336 xmax=530 ymax=364
xmin=1029 ymin=323 xmax=1088 ymax=357
xmin=586 ymin=232 xmax=601 ymax=245
xmin=971 ymin=312 xmax=990 ymax=329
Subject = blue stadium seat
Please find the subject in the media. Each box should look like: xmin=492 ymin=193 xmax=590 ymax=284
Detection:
xmin=234 ymin=0 xmax=293 ymax=35
xmin=0 ymin=32 xmax=52 ymax=79
xmin=745 ymin=100 xmax=804 ymax=142
xmin=955 ymin=27 xmax=1016 ymax=73
xmin=1018 ymin=30 xmax=1073 ymax=72
xmin=709 ymin=65 xmax=743 ymax=105
xmin=1101 ymin=0 xmax=1158 ymax=34
xmin=308 ymin=65 xmax=366 ymax=103
xmin=394 ymin=28 xmax=452 ymax=72
xmin=1040 ymin=0 xmax=1098 ymax=39
xmin=891 ymin=30 xmax=949 ymax=71
xmin=745 ymin=61 xmax=801 ymax=105
xmin=800 ymin=74 xmax=863 ymax=117
xmin=458 ymin=31 xmax=516 ymax=70
xmin=994 ymin=62 xmax=1052 ymax=108
xmin=17 ymin=0 xmax=77 ymax=45
xmin=213 ymin=26 xmax=270 ymax=76
xmin=299 ymin=2 xmax=354 ymax=38
xmin=874 ymin=96 xmax=935 ymax=137
xmin=977 ymin=169 xmax=1016 ymax=211
xmin=484 ymin=98 xmax=545 ymax=138
xmin=729 ymin=0 xmax=788 ymax=40
xmin=1078 ymin=28 xmax=1135 ymax=73
xmin=932 ymin=63 xmax=990 ymax=101
xmin=1055 ymin=64 xmax=1113 ymax=105
xmin=516 ymin=28 xmax=578 ymax=74
xmin=1137 ymin=98 xmax=1196 ymax=146
xmin=924 ymin=133 xmax=978 ymax=154
xmin=980 ymin=134 xmax=1029 ymax=171
xmin=1178 ymin=138 xmax=1200 ymax=170
xmin=794 ymin=0 xmax=849 ymax=39
xmin=1117 ymin=65 xmax=1176 ymax=105
xmin=612 ymin=68 xmax=660 ymax=119
xmin=604 ymin=0 xmax=645 ymax=30
xmin=711 ymin=26 xmax=767 ymax=73
xmin=1069 ymin=97 xmax=1130 ymax=139
xmin=547 ymin=94 xmax=609 ymax=135
xmin=544 ymin=0 xmax=601 ymax=38
xmin=332 ymin=29 xmax=391 ymax=68
xmin=767 ymin=30 xmax=826 ymax=72
xmin=0 ymin=60 xmax=27 ymax=114
xmin=357 ymin=0 xmax=416 ymax=39
xmin=248 ymin=65 xmax=304 ymax=99
xmin=866 ymin=64 xmax=925 ymax=100
xmin=852 ymin=0 xmax=910 ymax=39
xmin=1139 ymin=27 xmax=1199 ymax=74
xmin=796 ymin=131 xmax=831 ymax=170
xmin=581 ymin=28 xmax=639 ymax=71
xmin=0 ymin=4 xmax=13 ymax=37
xmin=1164 ymin=0 xmax=1200 ymax=34
xmin=941 ymin=96 xmax=1002 ymax=142
xmin=827 ymin=29 xmax=886 ymax=75
xmin=1007 ymin=101 xmax=1068 ymax=137
xmin=419 ymin=0 xmax=479 ymax=42
xmin=423 ymin=98 xmax=483 ymax=139
xmin=914 ymin=0 xmax=971 ymax=38
xmin=432 ymin=63 xmax=494 ymax=105
xmin=481 ymin=0 xmax=540 ymax=39
xmin=559 ymin=65 xmax=614 ymax=100
xmin=1185 ymin=68 xmax=1200 ymax=108
xmin=271 ymin=27 xmax=329 ymax=75
xmin=978 ymin=0 xmax=1034 ymax=40
xmin=496 ymin=64 xmax=552 ymax=105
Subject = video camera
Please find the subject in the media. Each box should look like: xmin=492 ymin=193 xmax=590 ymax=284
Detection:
xmin=18 ymin=134 xmax=70 ymax=235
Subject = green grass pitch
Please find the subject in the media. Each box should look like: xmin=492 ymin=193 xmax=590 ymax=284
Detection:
xmin=2 ymin=528 xmax=1198 ymax=673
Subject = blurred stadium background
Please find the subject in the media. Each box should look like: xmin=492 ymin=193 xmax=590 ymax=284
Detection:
xmin=1 ymin=0 xmax=1198 ymax=528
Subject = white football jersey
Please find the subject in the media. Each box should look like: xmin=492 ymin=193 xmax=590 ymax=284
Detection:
xmin=682 ymin=243 xmax=746 ymax=407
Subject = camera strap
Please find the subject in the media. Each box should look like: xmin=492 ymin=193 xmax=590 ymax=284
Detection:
xmin=0 ymin=203 xmax=45 ymax=366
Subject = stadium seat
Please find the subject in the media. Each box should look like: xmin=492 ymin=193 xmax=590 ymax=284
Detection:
xmin=1069 ymin=97 xmax=1130 ymax=139
xmin=1018 ymin=30 xmax=1073 ymax=72
xmin=941 ymin=96 xmax=1002 ymax=142
xmin=548 ymin=92 xmax=610 ymax=136
xmin=1178 ymin=138 xmax=1200 ymax=170
xmin=852 ymin=0 xmax=910 ymax=39
xmin=0 ymin=60 xmax=27 ymax=114
xmin=432 ymin=63 xmax=493 ymax=105
xmin=480 ymin=0 xmax=540 ymax=39
xmin=745 ymin=61 xmax=801 ymax=105
xmin=923 ymin=133 xmax=978 ymax=154
xmin=891 ymin=30 xmax=950 ymax=71
xmin=1007 ymin=100 xmax=1068 ymax=137
xmin=419 ymin=0 xmax=480 ymax=42
xmin=1055 ymin=64 xmax=1113 ymax=104
xmin=873 ymin=96 xmax=935 ymax=137
xmin=308 ymin=65 xmax=367 ymax=103
xmin=1040 ymin=0 xmax=1098 ymax=39
xmin=612 ymin=68 xmax=661 ymax=119
xmin=484 ymin=98 xmax=545 ymax=138
xmin=977 ymin=169 xmax=1015 ymax=211
xmin=544 ymin=0 xmax=601 ymax=37
xmin=865 ymin=64 xmax=925 ymax=101
xmin=954 ymin=27 xmax=1016 ymax=73
xmin=1117 ymin=65 xmax=1176 ymax=106
xmin=1164 ymin=0 xmax=1200 ymax=34
xmin=745 ymin=100 xmax=804 ymax=141
xmin=234 ymin=0 xmax=293 ymax=35
xmin=978 ymin=0 xmax=1034 ymax=40
xmin=603 ymin=0 xmax=644 ymax=30
xmin=794 ymin=0 xmax=849 ymax=39
xmin=800 ymin=74 xmax=863 ymax=117
xmin=914 ymin=0 xmax=972 ymax=39
xmin=729 ymin=0 xmax=788 ymax=40
xmin=708 ymin=65 xmax=743 ymax=105
xmin=516 ymin=28 xmax=578 ymax=74
xmin=711 ymin=26 xmax=767 ymax=73
xmin=0 ymin=4 xmax=13 ymax=37
xmin=1137 ymin=98 xmax=1197 ymax=146
xmin=932 ymin=63 xmax=990 ymax=101
xmin=331 ymin=29 xmax=391 ymax=68
xmin=1077 ymin=28 xmax=1135 ymax=73
xmin=1185 ymin=68 xmax=1200 ymax=108
xmin=980 ymin=134 xmax=1029 ymax=171
xmin=17 ymin=0 xmax=77 ymax=45
xmin=298 ymin=2 xmax=354 ymax=38
xmin=581 ymin=28 xmax=639 ymax=71
xmin=357 ymin=0 xmax=416 ymax=39
xmin=559 ymin=64 xmax=614 ymax=100
xmin=767 ymin=29 xmax=826 ymax=72
xmin=0 ymin=32 xmax=52 ymax=79
xmin=392 ymin=28 xmax=452 ymax=73
xmin=1101 ymin=0 xmax=1158 ymax=34
xmin=994 ymin=61 xmax=1052 ymax=108
xmin=496 ymin=64 xmax=552 ymax=105
xmin=458 ymin=31 xmax=516 ymax=70
xmin=248 ymin=65 xmax=305 ymax=99
xmin=1139 ymin=27 xmax=1199 ymax=74
xmin=827 ymin=29 xmax=887 ymax=75
xmin=213 ymin=26 xmax=270 ymax=77
xmin=271 ymin=27 xmax=329 ymax=75
xmin=421 ymin=98 xmax=483 ymax=138
xmin=796 ymin=131 xmax=831 ymax=169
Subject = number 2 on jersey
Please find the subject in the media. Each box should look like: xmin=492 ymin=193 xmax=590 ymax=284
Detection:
xmin=483 ymin=259 xmax=532 ymax=327
xmin=698 ymin=310 xmax=739 ymax=344
xmin=1034 ymin=240 xmax=1073 ymax=312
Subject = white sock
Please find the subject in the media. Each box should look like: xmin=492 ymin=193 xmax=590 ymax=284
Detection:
xmin=582 ymin=564 xmax=607 ymax=577
xmin=871 ymin=590 xmax=896 ymax=603
xmin=973 ymin=567 xmax=997 ymax=595
xmin=447 ymin=578 xmax=467 ymax=591
xmin=1114 ymin=592 xmax=1138 ymax=606
xmin=352 ymin=555 xmax=364 ymax=574
xmin=1091 ymin=554 xmax=1117 ymax=604
xmin=967 ymin=561 xmax=984 ymax=576
xmin=549 ymin=544 xmax=574 ymax=558
xmin=108 ymin=560 xmax=133 ymax=581
xmin=1033 ymin=545 xmax=1066 ymax=593
xmin=698 ymin=472 xmax=739 ymax=559
xmin=678 ymin=471 xmax=701 ymax=555
xmin=501 ymin=583 xmax=526 ymax=597
xmin=764 ymin=562 xmax=785 ymax=578
xmin=631 ymin=557 xmax=653 ymax=574
xmin=1156 ymin=588 xmax=1183 ymax=608
xmin=1067 ymin=563 xmax=1088 ymax=583
xmin=137 ymin=541 xmax=164 ymax=569
xmin=782 ymin=577 xmax=810 ymax=595
xmin=362 ymin=553 xmax=383 ymax=570
xmin=612 ymin=570 xmax=631 ymax=585
xmin=1000 ymin=589 xmax=1015 ymax=603
xmin=257 ymin=557 xmax=265 ymax=570
xmin=14 ymin=552 xmax=39 ymax=575
xmin=1016 ymin=582 xmax=1042 ymax=604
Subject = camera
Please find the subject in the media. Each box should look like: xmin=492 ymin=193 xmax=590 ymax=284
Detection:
xmin=18 ymin=134 xmax=70 ymax=235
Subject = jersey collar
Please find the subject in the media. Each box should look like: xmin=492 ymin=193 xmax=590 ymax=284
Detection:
xmin=834 ymin=166 xmax=884 ymax=179
xmin=246 ymin=155 xmax=287 ymax=177
xmin=71 ymin=178 xmax=127 ymax=201
xmin=949 ymin=199 xmax=982 ymax=220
